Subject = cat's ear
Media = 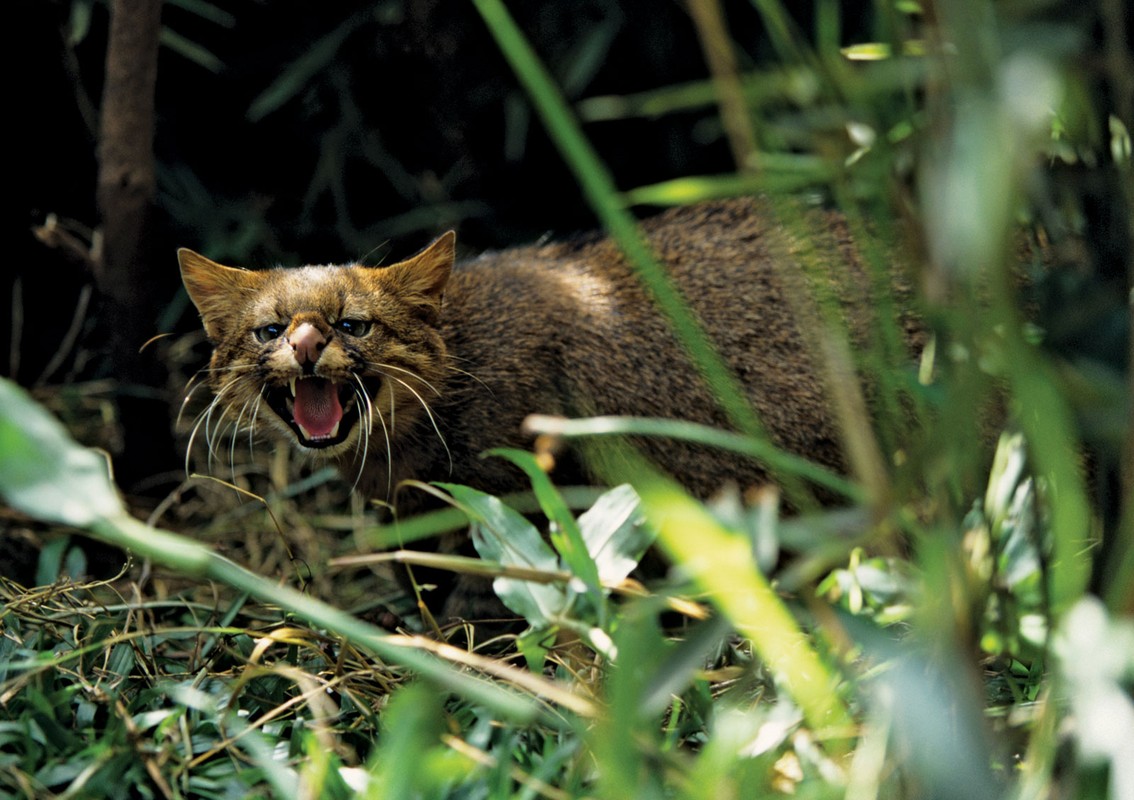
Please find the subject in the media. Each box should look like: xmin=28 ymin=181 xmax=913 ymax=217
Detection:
xmin=178 ymin=249 xmax=262 ymax=338
xmin=382 ymin=231 xmax=455 ymax=323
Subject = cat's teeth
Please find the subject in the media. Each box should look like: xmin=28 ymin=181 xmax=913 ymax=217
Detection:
xmin=289 ymin=377 xmax=297 ymax=397
xmin=294 ymin=419 xmax=341 ymax=443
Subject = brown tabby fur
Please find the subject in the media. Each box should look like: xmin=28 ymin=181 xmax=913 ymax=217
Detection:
xmin=179 ymin=197 xmax=911 ymax=621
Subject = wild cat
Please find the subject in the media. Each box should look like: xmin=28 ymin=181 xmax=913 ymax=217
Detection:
xmin=179 ymin=197 xmax=910 ymax=619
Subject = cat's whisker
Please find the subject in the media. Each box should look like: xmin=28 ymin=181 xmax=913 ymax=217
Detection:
xmin=388 ymin=379 xmax=396 ymax=432
xmin=378 ymin=352 xmax=486 ymax=394
xmin=199 ymin=377 xmax=248 ymax=473
xmin=220 ymin=418 xmax=240 ymax=477
xmin=187 ymin=395 xmax=222 ymax=474
xmin=347 ymin=379 xmax=367 ymax=456
xmin=354 ymin=241 xmax=390 ymax=267
xmin=229 ymin=393 xmax=259 ymax=482
xmin=177 ymin=375 xmax=217 ymax=428
xmin=205 ymin=409 xmax=230 ymax=473
xmin=377 ymin=406 xmax=393 ymax=498
xmin=249 ymin=392 xmax=261 ymax=456
xmin=179 ymin=368 xmax=255 ymax=469
xmin=348 ymin=379 xmax=371 ymax=494
xmin=356 ymin=376 xmax=374 ymax=440
xmin=190 ymin=371 xmax=267 ymax=480
xmin=443 ymin=364 xmax=493 ymax=394
xmin=184 ymin=406 xmax=208 ymax=477
xmin=370 ymin=361 xmax=445 ymax=398
xmin=443 ymin=354 xmax=492 ymax=387
xmin=202 ymin=388 xmax=233 ymax=469
xmin=181 ymin=364 xmax=257 ymax=434
xmin=199 ymin=398 xmax=223 ymax=467
xmin=352 ymin=373 xmax=393 ymax=497
xmin=228 ymin=401 xmax=246 ymax=478
xmin=385 ymin=373 xmax=452 ymax=474
xmin=195 ymin=363 xmax=258 ymax=376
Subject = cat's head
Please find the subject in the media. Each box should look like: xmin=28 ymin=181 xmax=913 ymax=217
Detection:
xmin=178 ymin=233 xmax=455 ymax=459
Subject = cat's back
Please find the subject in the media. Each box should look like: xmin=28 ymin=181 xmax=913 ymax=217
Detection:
xmin=448 ymin=196 xmax=867 ymax=332
xmin=435 ymin=197 xmax=886 ymax=496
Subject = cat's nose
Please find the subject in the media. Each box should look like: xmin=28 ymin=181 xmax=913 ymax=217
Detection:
xmin=289 ymin=322 xmax=327 ymax=366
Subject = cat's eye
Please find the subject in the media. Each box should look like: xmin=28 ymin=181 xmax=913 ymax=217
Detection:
xmin=255 ymin=323 xmax=285 ymax=343
xmin=335 ymin=319 xmax=371 ymax=337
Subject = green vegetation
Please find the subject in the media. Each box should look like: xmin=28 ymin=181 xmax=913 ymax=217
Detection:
xmin=3 ymin=0 xmax=1131 ymax=798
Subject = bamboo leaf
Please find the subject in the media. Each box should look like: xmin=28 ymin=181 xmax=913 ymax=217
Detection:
xmin=160 ymin=28 xmax=224 ymax=73
xmin=247 ymin=15 xmax=365 ymax=122
xmin=167 ymin=0 xmax=237 ymax=27
xmin=524 ymin=414 xmax=862 ymax=502
xmin=622 ymin=165 xmax=837 ymax=206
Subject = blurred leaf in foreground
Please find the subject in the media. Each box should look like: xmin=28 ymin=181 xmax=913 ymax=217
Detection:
xmin=0 ymin=378 xmax=125 ymax=527
xmin=1053 ymin=596 xmax=1134 ymax=800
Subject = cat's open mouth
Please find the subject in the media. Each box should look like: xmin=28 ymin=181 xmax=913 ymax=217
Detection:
xmin=264 ymin=376 xmax=375 ymax=449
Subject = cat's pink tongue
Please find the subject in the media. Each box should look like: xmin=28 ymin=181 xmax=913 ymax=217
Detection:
xmin=293 ymin=378 xmax=343 ymax=439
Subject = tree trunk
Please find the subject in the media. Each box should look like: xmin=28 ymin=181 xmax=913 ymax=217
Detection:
xmin=95 ymin=0 xmax=175 ymax=491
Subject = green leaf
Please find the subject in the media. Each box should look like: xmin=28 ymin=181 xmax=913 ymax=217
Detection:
xmin=622 ymin=164 xmax=837 ymax=206
xmin=160 ymin=28 xmax=225 ymax=73
xmin=360 ymin=485 xmax=608 ymax=549
xmin=524 ymin=414 xmax=861 ymax=503
xmin=368 ymin=683 xmax=447 ymax=797
xmin=516 ymin=627 xmax=552 ymax=672
xmin=107 ymin=644 xmax=135 ymax=683
xmin=167 ymin=0 xmax=237 ymax=27
xmin=0 ymin=378 xmax=125 ymax=528
xmin=438 ymin=483 xmax=567 ymax=625
xmin=588 ymin=600 xmax=670 ymax=798
xmin=484 ymin=449 xmax=601 ymax=592
xmin=840 ymin=40 xmax=927 ymax=61
xmin=247 ymin=15 xmax=365 ymax=122
xmin=35 ymin=536 xmax=70 ymax=587
xmin=636 ymin=613 xmax=732 ymax=718
xmin=577 ymin=484 xmax=654 ymax=586
xmin=558 ymin=12 xmax=622 ymax=96
xmin=66 ymin=0 xmax=94 ymax=47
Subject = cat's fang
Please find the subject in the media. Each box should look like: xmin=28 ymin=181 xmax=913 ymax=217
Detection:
xmin=289 ymin=377 xmax=297 ymax=396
